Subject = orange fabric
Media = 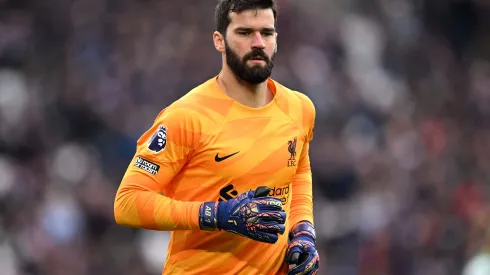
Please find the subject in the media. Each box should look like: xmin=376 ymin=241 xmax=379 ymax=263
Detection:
xmin=114 ymin=77 xmax=316 ymax=275
xmin=289 ymin=142 xmax=314 ymax=227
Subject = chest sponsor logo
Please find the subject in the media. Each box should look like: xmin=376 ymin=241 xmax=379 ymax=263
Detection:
xmin=269 ymin=185 xmax=290 ymax=205
xmin=217 ymin=184 xmax=290 ymax=205
xmin=218 ymin=184 xmax=239 ymax=201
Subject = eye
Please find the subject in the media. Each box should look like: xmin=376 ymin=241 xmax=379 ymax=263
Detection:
xmin=262 ymin=32 xmax=274 ymax=37
xmin=238 ymin=31 xmax=250 ymax=36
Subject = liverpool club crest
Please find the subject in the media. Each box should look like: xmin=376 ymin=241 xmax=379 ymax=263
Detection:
xmin=287 ymin=138 xmax=297 ymax=167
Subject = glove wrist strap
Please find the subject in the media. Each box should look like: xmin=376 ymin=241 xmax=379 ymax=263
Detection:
xmin=290 ymin=221 xmax=316 ymax=243
xmin=199 ymin=202 xmax=219 ymax=231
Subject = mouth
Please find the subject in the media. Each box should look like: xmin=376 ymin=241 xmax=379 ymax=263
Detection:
xmin=249 ymin=56 xmax=265 ymax=61
xmin=248 ymin=59 xmax=266 ymax=65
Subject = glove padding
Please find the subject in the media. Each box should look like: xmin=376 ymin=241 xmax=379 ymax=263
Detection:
xmin=286 ymin=221 xmax=320 ymax=275
xmin=199 ymin=186 xmax=286 ymax=244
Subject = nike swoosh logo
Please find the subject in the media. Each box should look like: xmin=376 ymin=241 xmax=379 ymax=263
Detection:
xmin=215 ymin=151 xmax=240 ymax=162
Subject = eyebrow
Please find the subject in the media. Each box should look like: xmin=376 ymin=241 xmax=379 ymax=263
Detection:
xmin=234 ymin=27 xmax=276 ymax=32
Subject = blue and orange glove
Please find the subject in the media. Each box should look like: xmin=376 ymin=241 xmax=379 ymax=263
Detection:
xmin=199 ymin=186 xmax=286 ymax=244
xmin=286 ymin=221 xmax=320 ymax=275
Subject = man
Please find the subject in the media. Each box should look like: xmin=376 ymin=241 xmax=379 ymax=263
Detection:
xmin=114 ymin=0 xmax=319 ymax=274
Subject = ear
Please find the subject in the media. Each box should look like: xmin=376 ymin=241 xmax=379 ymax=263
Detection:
xmin=274 ymin=33 xmax=278 ymax=53
xmin=213 ymin=31 xmax=226 ymax=53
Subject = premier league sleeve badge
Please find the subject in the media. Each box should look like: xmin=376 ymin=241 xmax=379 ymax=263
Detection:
xmin=148 ymin=125 xmax=167 ymax=153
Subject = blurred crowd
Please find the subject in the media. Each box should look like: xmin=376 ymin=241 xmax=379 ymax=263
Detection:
xmin=0 ymin=0 xmax=490 ymax=274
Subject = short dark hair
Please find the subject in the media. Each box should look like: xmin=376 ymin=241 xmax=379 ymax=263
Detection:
xmin=215 ymin=0 xmax=278 ymax=35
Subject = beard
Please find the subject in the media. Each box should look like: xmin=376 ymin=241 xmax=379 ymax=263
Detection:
xmin=225 ymin=41 xmax=275 ymax=85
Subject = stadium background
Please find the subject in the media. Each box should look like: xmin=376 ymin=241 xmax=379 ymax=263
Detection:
xmin=0 ymin=0 xmax=490 ymax=274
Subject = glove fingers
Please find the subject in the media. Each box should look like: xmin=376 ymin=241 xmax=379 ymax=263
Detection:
xmin=217 ymin=188 xmax=288 ymax=244
xmin=298 ymin=253 xmax=310 ymax=265
xmin=287 ymin=269 xmax=316 ymax=275
xmin=287 ymin=254 xmax=319 ymax=275
xmin=288 ymin=269 xmax=317 ymax=275
xmin=289 ymin=252 xmax=301 ymax=264
xmin=253 ymin=186 xmax=271 ymax=198
xmin=255 ymin=231 xmax=279 ymax=244
xmin=286 ymin=246 xmax=304 ymax=264
xmin=256 ymin=210 xmax=286 ymax=224
xmin=253 ymin=197 xmax=284 ymax=211
xmin=307 ymin=255 xmax=320 ymax=274
xmin=256 ymin=222 xmax=285 ymax=235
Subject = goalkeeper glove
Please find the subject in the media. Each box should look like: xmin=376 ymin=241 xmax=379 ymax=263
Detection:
xmin=199 ymin=186 xmax=286 ymax=244
xmin=286 ymin=221 xmax=320 ymax=275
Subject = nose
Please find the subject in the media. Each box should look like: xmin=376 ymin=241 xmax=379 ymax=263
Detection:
xmin=251 ymin=32 xmax=265 ymax=49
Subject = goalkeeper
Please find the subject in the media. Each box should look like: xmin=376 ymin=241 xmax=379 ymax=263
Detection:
xmin=114 ymin=0 xmax=319 ymax=274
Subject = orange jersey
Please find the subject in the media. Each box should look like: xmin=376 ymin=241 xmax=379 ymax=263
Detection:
xmin=114 ymin=76 xmax=316 ymax=275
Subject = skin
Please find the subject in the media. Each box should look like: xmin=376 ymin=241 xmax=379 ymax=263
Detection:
xmin=213 ymin=9 xmax=278 ymax=108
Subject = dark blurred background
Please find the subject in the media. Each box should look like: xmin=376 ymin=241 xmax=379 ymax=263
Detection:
xmin=0 ymin=0 xmax=490 ymax=274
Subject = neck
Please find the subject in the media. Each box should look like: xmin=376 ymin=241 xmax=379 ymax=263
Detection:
xmin=217 ymin=66 xmax=273 ymax=108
